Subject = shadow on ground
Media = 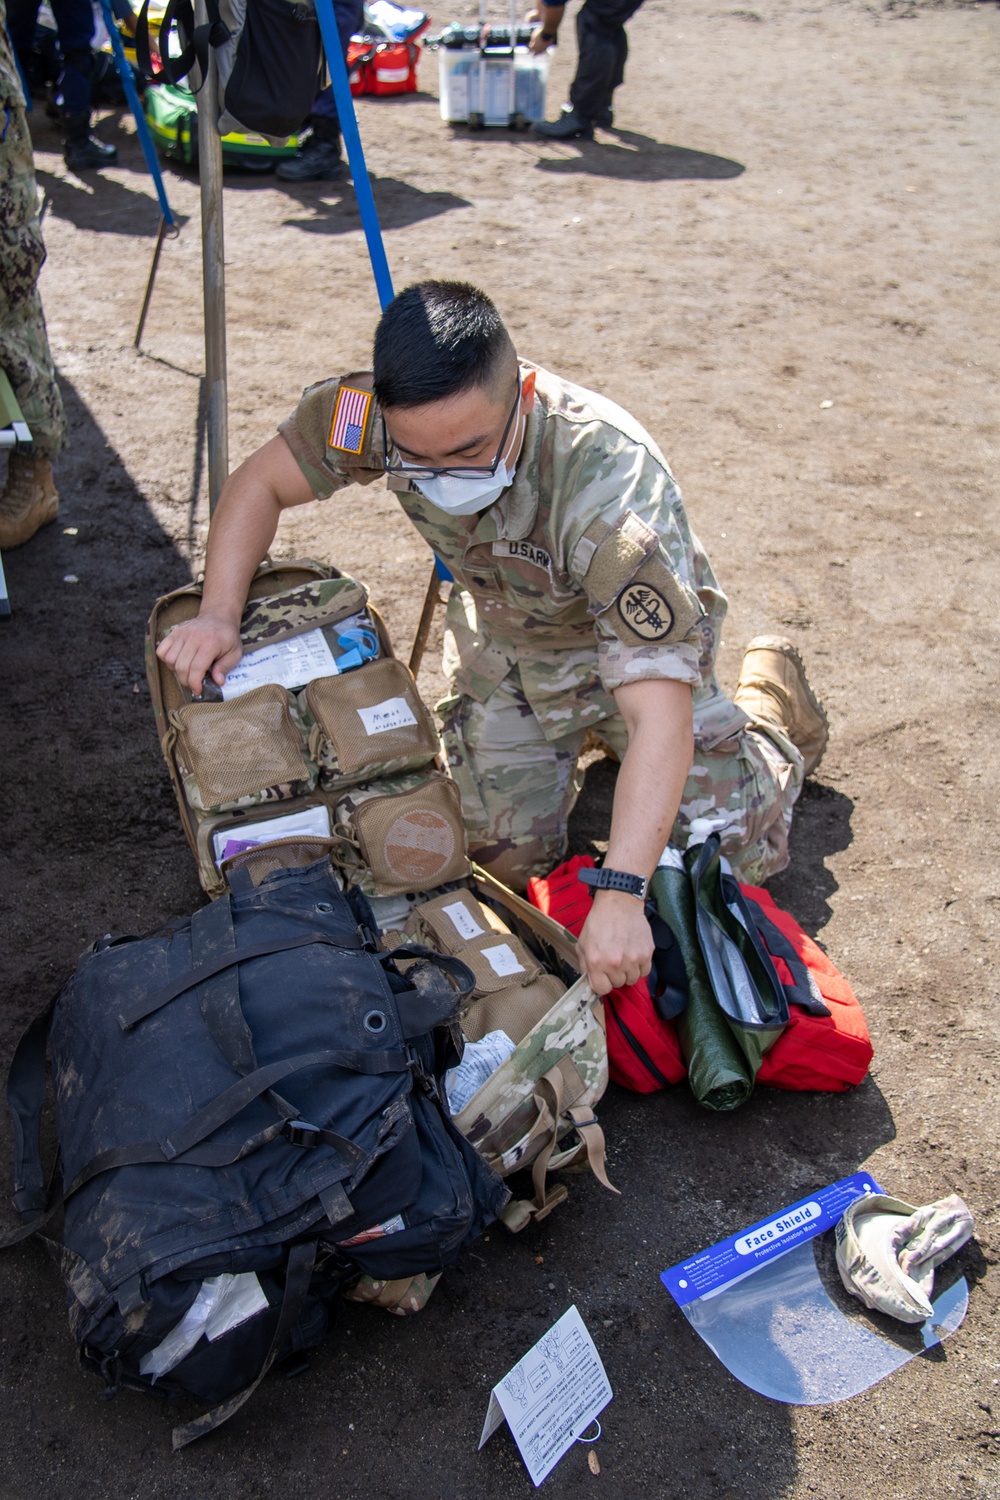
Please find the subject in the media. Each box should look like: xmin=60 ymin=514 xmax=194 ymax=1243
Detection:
xmin=532 ymin=130 xmax=745 ymax=181
xmin=278 ymin=174 xmax=471 ymax=234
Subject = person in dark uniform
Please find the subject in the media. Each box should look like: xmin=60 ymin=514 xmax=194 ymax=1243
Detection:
xmin=530 ymin=0 xmax=645 ymax=139
xmin=7 ymin=0 xmax=118 ymax=169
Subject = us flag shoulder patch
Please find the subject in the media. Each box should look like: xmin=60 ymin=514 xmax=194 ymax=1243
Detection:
xmin=328 ymin=385 xmax=372 ymax=454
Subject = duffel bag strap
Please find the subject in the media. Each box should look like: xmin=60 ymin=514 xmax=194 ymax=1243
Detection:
xmin=117 ymin=931 xmax=365 ymax=1030
xmin=558 ymin=1106 xmax=619 ymax=1197
xmin=3 ymin=990 xmax=60 ymax=1233
xmin=172 ymin=1238 xmax=317 ymax=1450
xmin=62 ymin=1045 xmax=405 ymax=1203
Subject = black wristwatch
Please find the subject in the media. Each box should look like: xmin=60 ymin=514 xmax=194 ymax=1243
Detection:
xmin=578 ymin=866 xmax=649 ymax=901
xmin=540 ymin=29 xmax=558 ymax=41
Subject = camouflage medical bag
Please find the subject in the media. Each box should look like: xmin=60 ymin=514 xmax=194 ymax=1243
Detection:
xmin=146 ymin=560 xmax=445 ymax=898
xmin=408 ymin=868 xmax=614 ymax=1230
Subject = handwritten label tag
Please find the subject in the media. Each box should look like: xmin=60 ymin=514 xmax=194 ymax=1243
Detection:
xmin=479 ymin=1306 xmax=611 ymax=1487
xmin=356 ymin=696 xmax=418 ymax=736
xmin=482 ymin=943 xmax=525 ymax=978
xmin=442 ymin=900 xmax=485 ymax=941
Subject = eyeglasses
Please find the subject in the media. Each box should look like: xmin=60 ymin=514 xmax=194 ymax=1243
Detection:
xmin=381 ymin=380 xmax=521 ymax=482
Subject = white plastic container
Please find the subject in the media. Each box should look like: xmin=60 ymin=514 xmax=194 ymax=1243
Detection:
xmin=437 ymin=41 xmax=549 ymax=125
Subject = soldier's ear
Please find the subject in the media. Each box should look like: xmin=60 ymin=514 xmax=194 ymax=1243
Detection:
xmin=519 ymin=370 xmax=536 ymax=412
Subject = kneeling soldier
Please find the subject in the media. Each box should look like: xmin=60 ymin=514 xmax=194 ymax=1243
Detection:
xmin=158 ymin=281 xmax=828 ymax=996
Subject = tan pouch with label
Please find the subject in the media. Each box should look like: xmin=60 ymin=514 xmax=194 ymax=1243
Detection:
xmin=333 ymin=773 xmax=470 ymax=897
xmin=452 ymin=933 xmax=544 ymax=997
xmin=403 ymin=890 xmax=509 ymax=953
xmin=304 ymin=658 xmax=440 ymax=792
xmin=166 ymin=684 xmax=316 ymax=813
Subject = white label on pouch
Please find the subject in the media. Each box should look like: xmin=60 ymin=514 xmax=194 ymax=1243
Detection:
xmin=442 ymin=901 xmax=485 ymax=941
xmin=357 ymin=696 xmax=418 ymax=735
xmin=483 ymin=943 xmax=525 ymax=978
xmin=221 ymin=628 xmax=337 ymax=698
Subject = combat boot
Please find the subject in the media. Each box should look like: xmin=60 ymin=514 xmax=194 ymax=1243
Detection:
xmin=276 ymin=117 xmax=345 ymax=181
xmin=0 ymin=454 xmax=59 ymax=548
xmin=534 ymin=108 xmax=594 ymax=140
xmin=734 ymin=635 xmax=829 ymax=776
xmin=63 ymin=113 xmax=118 ymax=171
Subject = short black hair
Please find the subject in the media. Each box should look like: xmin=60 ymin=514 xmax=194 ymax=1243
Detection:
xmin=373 ymin=281 xmax=516 ymax=410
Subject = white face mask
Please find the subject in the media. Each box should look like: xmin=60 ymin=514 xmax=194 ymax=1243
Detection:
xmin=406 ymin=403 xmax=527 ymax=517
xmin=413 ymin=455 xmax=517 ymax=516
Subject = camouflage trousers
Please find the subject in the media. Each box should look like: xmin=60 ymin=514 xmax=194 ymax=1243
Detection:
xmin=439 ymin=668 xmax=804 ymax=891
xmin=0 ymin=88 xmax=66 ymax=461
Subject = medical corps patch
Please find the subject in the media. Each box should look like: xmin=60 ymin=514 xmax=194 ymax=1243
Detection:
xmin=616 ymin=582 xmax=674 ymax=641
xmin=329 ymin=385 xmax=372 ymax=454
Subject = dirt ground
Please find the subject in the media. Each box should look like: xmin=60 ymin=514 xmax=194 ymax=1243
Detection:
xmin=1 ymin=0 xmax=998 ymax=1494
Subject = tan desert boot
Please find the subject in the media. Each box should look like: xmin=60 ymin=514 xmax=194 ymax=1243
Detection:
xmin=0 ymin=454 xmax=59 ymax=548
xmin=734 ymin=635 xmax=829 ymax=776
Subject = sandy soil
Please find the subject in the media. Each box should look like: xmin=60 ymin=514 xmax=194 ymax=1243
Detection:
xmin=1 ymin=0 xmax=998 ymax=1495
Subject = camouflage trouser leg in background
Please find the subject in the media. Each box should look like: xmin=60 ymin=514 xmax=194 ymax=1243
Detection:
xmin=0 ymin=71 xmax=67 ymax=462
xmin=0 ymin=286 xmax=66 ymax=460
xmin=439 ymin=668 xmax=804 ymax=891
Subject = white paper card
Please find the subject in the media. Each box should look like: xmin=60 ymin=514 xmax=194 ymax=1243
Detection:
xmin=221 ymin=628 xmax=337 ymax=699
xmin=482 ymin=942 xmax=525 ymax=978
xmin=356 ymin=696 xmax=418 ymax=736
xmin=478 ymin=1306 xmax=612 ymax=1487
xmin=442 ymin=900 xmax=485 ymax=942
xmin=212 ymin=804 xmax=331 ymax=865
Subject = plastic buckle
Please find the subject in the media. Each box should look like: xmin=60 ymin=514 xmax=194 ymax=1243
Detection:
xmin=284 ymin=1120 xmax=321 ymax=1148
xmin=405 ymin=1044 xmax=440 ymax=1103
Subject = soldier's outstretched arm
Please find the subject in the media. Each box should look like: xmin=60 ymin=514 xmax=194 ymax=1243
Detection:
xmin=156 ymin=436 xmax=316 ymax=695
xmin=575 ymin=678 xmax=694 ymax=996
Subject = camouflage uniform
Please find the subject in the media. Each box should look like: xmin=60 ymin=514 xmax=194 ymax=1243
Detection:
xmin=0 ymin=13 xmax=66 ymax=461
xmin=279 ymin=363 xmax=803 ymax=889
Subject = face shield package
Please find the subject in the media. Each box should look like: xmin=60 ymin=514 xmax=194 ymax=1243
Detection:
xmin=661 ymin=1173 xmax=969 ymax=1405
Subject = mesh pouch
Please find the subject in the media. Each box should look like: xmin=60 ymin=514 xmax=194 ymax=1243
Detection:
xmin=403 ymin=891 xmax=510 ymax=954
xmin=461 ymin=973 xmax=567 ymax=1046
xmin=452 ymin=934 xmax=544 ymax=997
xmin=167 ymin=684 xmax=316 ymax=813
xmin=333 ymin=773 xmax=470 ymax=897
xmin=304 ymin=658 xmax=440 ymax=791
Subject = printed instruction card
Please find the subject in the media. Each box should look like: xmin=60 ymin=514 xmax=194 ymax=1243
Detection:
xmin=479 ymin=1305 xmax=612 ymax=1486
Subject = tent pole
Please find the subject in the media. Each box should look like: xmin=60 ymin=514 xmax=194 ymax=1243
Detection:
xmin=194 ymin=0 xmax=229 ymax=515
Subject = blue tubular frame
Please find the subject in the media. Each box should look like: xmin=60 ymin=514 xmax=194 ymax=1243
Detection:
xmin=313 ymin=0 xmax=394 ymax=312
xmin=97 ymin=0 xmax=176 ymax=230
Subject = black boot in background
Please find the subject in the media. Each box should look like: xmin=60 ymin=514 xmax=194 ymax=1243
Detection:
xmin=63 ymin=112 xmax=118 ymax=170
xmin=276 ymin=115 xmax=345 ymax=182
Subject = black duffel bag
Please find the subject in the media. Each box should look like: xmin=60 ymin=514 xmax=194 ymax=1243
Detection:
xmin=2 ymin=857 xmax=507 ymax=1448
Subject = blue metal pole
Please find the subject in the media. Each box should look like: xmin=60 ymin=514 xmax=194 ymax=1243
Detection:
xmin=98 ymin=0 xmax=175 ymax=230
xmin=312 ymin=0 xmax=394 ymax=311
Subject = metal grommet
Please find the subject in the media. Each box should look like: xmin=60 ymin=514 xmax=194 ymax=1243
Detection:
xmin=316 ymin=902 xmax=334 ymax=913
xmin=364 ymin=1010 xmax=388 ymax=1034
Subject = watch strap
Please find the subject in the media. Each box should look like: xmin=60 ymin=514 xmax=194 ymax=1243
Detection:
xmin=578 ymin=866 xmax=649 ymax=900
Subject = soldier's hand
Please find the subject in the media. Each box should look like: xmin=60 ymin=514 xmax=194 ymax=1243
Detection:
xmin=155 ymin=613 xmax=244 ymax=697
xmin=528 ymin=24 xmax=553 ymax=52
xmin=575 ymin=891 xmax=653 ymax=997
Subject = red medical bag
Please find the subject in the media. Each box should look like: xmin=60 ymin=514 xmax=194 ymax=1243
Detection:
xmin=527 ymin=856 xmax=873 ymax=1095
xmin=348 ymin=39 xmax=420 ymax=95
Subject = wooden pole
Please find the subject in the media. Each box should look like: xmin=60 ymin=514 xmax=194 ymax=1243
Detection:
xmin=134 ymin=214 xmax=168 ymax=349
xmin=408 ymin=563 xmax=444 ymax=678
xmin=194 ymin=3 xmax=229 ymax=514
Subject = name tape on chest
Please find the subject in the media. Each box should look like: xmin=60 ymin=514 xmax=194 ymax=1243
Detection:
xmin=492 ymin=540 xmax=552 ymax=572
xmin=328 ymin=386 xmax=373 ymax=455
